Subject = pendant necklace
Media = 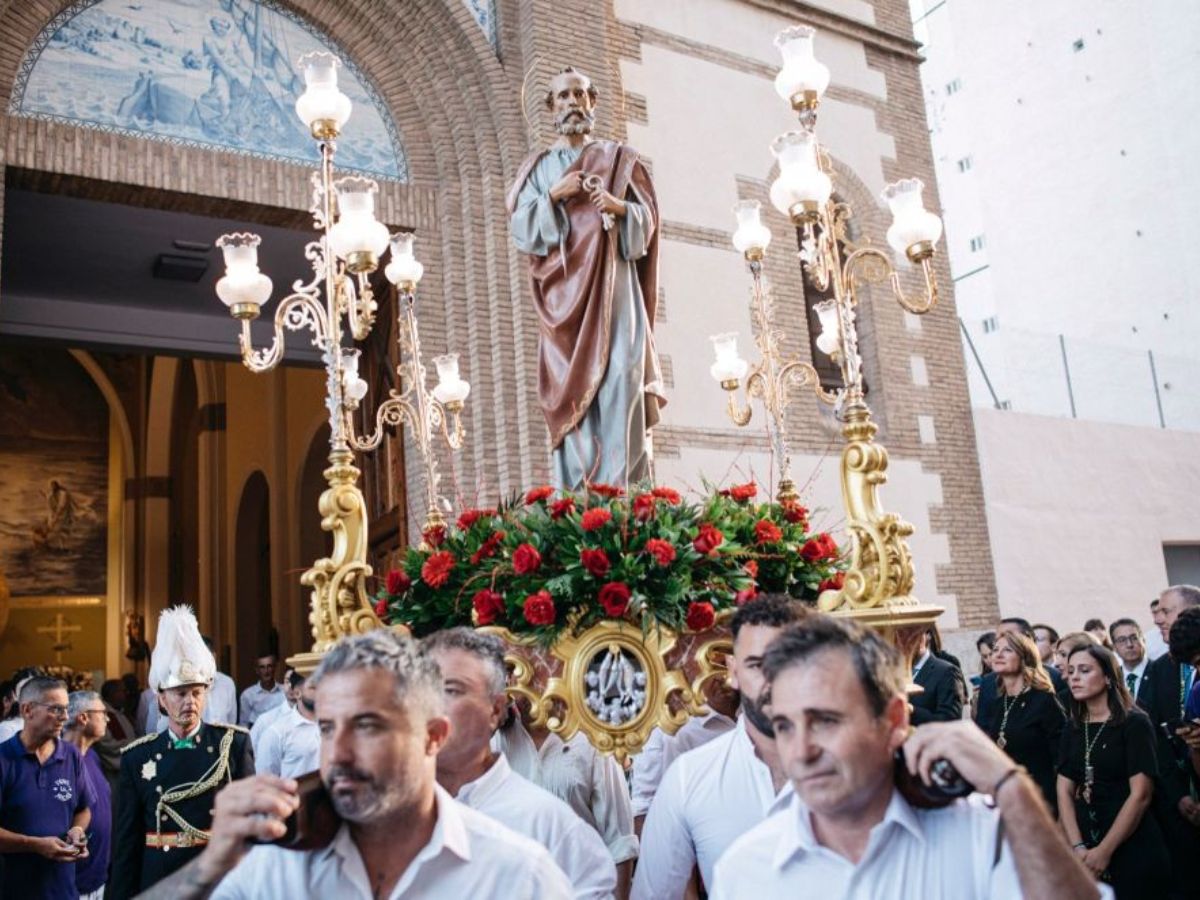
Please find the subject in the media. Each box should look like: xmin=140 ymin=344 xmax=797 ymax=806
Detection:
xmin=1082 ymin=717 xmax=1107 ymax=805
xmin=997 ymin=686 xmax=1026 ymax=751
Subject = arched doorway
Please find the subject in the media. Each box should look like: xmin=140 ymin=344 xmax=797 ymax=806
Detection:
xmin=233 ymin=471 xmax=274 ymax=686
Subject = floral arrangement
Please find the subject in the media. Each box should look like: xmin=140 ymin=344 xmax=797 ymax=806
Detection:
xmin=374 ymin=481 xmax=844 ymax=644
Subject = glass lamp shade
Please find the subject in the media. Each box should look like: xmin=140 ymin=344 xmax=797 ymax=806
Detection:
xmin=340 ymin=348 xmax=369 ymax=403
xmin=882 ymin=178 xmax=943 ymax=257
xmin=214 ymin=233 xmax=273 ymax=313
xmin=384 ymin=233 xmax=425 ymax=289
xmin=731 ymin=200 xmax=772 ymax=258
xmin=813 ymin=299 xmax=841 ymax=357
xmin=769 ymin=131 xmax=832 ymax=219
xmin=294 ymin=52 xmax=352 ymax=135
xmin=709 ymin=332 xmax=749 ymax=384
xmin=328 ymin=177 xmax=390 ymax=263
xmin=431 ymin=354 xmax=470 ymax=406
xmin=773 ymin=26 xmax=830 ymax=107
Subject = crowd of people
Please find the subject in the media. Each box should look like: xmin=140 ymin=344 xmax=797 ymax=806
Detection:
xmin=1 ymin=586 xmax=1198 ymax=898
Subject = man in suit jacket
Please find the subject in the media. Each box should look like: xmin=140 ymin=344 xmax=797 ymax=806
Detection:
xmin=911 ymin=631 xmax=965 ymax=724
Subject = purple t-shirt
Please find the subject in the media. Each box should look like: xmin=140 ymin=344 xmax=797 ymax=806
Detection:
xmin=1185 ymin=679 xmax=1200 ymax=722
xmin=75 ymin=749 xmax=111 ymax=893
xmin=0 ymin=733 xmax=95 ymax=900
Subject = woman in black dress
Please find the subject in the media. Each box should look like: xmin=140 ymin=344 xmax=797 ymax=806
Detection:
xmin=1057 ymin=643 xmax=1169 ymax=899
xmin=981 ymin=631 xmax=1064 ymax=810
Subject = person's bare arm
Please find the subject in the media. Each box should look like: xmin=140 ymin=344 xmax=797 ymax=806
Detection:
xmin=1056 ymin=773 xmax=1088 ymax=867
xmin=0 ymin=827 xmax=78 ymax=860
xmin=1079 ymin=774 xmax=1152 ymax=880
xmin=615 ymin=859 xmax=633 ymax=900
xmin=905 ymin=721 xmax=1099 ymax=900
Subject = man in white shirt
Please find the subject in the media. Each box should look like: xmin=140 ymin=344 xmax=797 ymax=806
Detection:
xmin=631 ymin=595 xmax=803 ymax=900
xmin=1110 ymin=618 xmax=1151 ymax=702
xmin=237 ymin=653 xmax=285 ymax=726
xmin=710 ymin=614 xmax=1105 ymax=900
xmin=134 ymin=629 xmax=572 ymax=900
xmin=250 ymin=668 xmax=299 ymax=758
xmin=256 ymin=677 xmax=320 ymax=779
xmin=425 ymin=627 xmax=617 ymax=899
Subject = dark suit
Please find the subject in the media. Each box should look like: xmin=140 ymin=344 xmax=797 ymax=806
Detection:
xmin=911 ymin=654 xmax=966 ymax=724
xmin=109 ymin=722 xmax=252 ymax=899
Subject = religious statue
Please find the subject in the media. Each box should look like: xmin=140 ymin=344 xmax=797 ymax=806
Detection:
xmin=507 ymin=67 xmax=665 ymax=489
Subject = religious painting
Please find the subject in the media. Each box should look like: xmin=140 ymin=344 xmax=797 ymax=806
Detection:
xmin=9 ymin=0 xmax=407 ymax=180
xmin=0 ymin=349 xmax=108 ymax=597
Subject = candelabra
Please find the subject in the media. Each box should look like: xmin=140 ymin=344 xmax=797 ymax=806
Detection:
xmin=710 ymin=25 xmax=945 ymax=634
xmin=213 ymin=52 xmax=469 ymax=670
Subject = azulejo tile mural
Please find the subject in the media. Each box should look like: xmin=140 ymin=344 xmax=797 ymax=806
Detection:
xmin=10 ymin=0 xmax=408 ymax=181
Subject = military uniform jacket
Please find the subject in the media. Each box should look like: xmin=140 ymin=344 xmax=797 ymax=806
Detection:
xmin=109 ymin=722 xmax=252 ymax=899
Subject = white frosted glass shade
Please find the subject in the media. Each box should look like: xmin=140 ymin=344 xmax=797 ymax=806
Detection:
xmin=813 ymin=299 xmax=841 ymax=357
xmin=384 ymin=233 xmax=425 ymax=287
xmin=431 ymin=354 xmax=470 ymax=405
xmin=215 ymin=233 xmax=272 ymax=309
xmin=294 ymin=52 xmax=352 ymax=132
xmin=882 ymin=178 xmax=943 ymax=254
xmin=731 ymin=200 xmax=772 ymax=256
xmin=773 ymin=26 xmax=830 ymax=105
xmin=769 ymin=131 xmax=832 ymax=216
xmin=340 ymin=349 xmax=369 ymax=403
xmin=709 ymin=332 xmax=749 ymax=383
xmin=329 ymin=177 xmax=389 ymax=260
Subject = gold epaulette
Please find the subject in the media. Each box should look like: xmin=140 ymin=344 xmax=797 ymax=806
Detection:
xmin=211 ymin=722 xmax=250 ymax=735
xmin=121 ymin=732 xmax=159 ymax=753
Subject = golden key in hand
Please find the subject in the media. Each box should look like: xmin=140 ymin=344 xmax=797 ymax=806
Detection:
xmin=582 ymin=174 xmax=615 ymax=231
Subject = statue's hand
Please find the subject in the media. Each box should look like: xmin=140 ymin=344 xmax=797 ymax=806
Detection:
xmin=588 ymin=187 xmax=627 ymax=218
xmin=549 ymin=171 xmax=585 ymax=202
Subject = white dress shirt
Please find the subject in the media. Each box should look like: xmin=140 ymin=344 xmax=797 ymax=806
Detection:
xmin=238 ymin=681 xmax=285 ymax=726
xmin=135 ymin=687 xmax=158 ymax=735
xmin=257 ymin=705 xmax=320 ymax=778
xmin=0 ymin=718 xmax=22 ymax=742
xmin=1122 ymin=656 xmax=1150 ymax=698
xmin=631 ymin=711 xmax=736 ymax=817
xmin=211 ymin=783 xmax=571 ymax=899
xmin=456 ymin=753 xmax=616 ymax=899
xmin=249 ymin=700 xmax=291 ymax=758
xmin=710 ymin=789 xmax=1113 ymax=900
xmin=495 ymin=724 xmax=638 ymax=863
xmin=632 ymin=717 xmax=793 ymax=899
xmin=1146 ymin=626 xmax=1168 ymax=661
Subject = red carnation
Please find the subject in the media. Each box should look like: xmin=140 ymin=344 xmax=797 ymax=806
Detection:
xmin=744 ymin=559 xmax=759 ymax=579
xmin=588 ymin=482 xmax=625 ymax=498
xmin=420 ymin=551 xmax=455 ymax=588
xmin=550 ymin=497 xmax=576 ymax=520
xmin=457 ymin=507 xmax=496 ymax=530
xmin=580 ymin=548 xmax=611 ymax=578
xmin=512 ymin=543 xmax=542 ymax=575
xmin=598 ymin=581 xmax=632 ymax=618
xmin=729 ymin=482 xmax=757 ymax=502
xmin=651 ymin=486 xmax=682 ymax=505
xmin=422 ymin=525 xmax=447 ymax=548
xmin=632 ymin=493 xmax=656 ymax=521
xmin=693 ymin=523 xmax=724 ymax=555
xmin=523 ymin=590 xmax=556 ymax=626
xmin=472 ymin=589 xmax=505 ymax=625
xmin=685 ymin=601 xmax=716 ymax=632
xmin=819 ymin=571 xmax=846 ymax=593
xmin=373 ymin=597 xmax=389 ymax=619
xmin=581 ymin=508 xmax=613 ymax=531
xmin=470 ymin=530 xmax=505 ymax=565
xmin=525 ymin=485 xmax=554 ymax=505
xmin=644 ymin=538 xmax=676 ymax=567
xmin=801 ymin=533 xmax=839 ymax=562
xmin=735 ymin=586 xmax=758 ymax=606
xmin=385 ymin=569 xmax=411 ymax=596
xmin=781 ymin=502 xmax=809 ymax=526
xmin=754 ymin=518 xmax=783 ymax=545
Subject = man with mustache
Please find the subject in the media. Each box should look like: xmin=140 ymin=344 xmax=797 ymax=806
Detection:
xmin=507 ymin=66 xmax=665 ymax=489
xmin=134 ymin=629 xmax=571 ymax=898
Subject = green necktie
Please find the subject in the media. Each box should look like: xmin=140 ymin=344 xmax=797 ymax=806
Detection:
xmin=1126 ymin=672 xmax=1138 ymax=695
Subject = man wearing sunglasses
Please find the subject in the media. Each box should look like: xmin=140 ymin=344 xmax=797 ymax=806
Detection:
xmin=0 ymin=676 xmax=97 ymax=899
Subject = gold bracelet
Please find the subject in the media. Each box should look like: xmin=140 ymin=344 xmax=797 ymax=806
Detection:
xmin=991 ymin=764 xmax=1027 ymax=797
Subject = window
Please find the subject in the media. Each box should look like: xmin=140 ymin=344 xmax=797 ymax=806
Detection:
xmin=969 ymin=234 xmax=986 ymax=252
xmin=956 ymin=155 xmax=973 ymax=173
xmin=1073 ymin=38 xmax=1085 ymax=52
xmin=982 ymin=316 xmax=999 ymax=333
xmin=945 ymin=78 xmax=962 ymax=96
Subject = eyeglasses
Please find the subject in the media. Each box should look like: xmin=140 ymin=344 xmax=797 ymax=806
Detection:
xmin=34 ymin=703 xmax=69 ymax=717
xmin=83 ymin=709 xmax=109 ymax=718
xmin=1113 ymin=635 xmax=1142 ymax=647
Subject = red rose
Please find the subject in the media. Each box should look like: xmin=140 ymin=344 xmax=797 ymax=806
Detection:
xmin=581 ymin=508 xmax=613 ymax=531
xmin=420 ymin=551 xmax=455 ymax=588
xmin=693 ymin=523 xmax=724 ymax=555
xmin=819 ymin=571 xmax=846 ymax=593
xmin=549 ymin=497 xmax=576 ymax=520
xmin=588 ymin=482 xmax=625 ymax=499
xmin=744 ymin=559 xmax=759 ymax=578
xmin=632 ymin=493 xmax=656 ymax=521
xmin=735 ymin=586 xmax=758 ymax=605
xmin=472 ymin=589 xmax=505 ymax=625
xmin=470 ymin=530 xmax=505 ymax=565
xmin=456 ymin=508 xmax=496 ymax=530
xmin=523 ymin=589 xmax=556 ymax=626
xmin=685 ymin=601 xmax=716 ymax=632
xmin=385 ymin=569 xmax=411 ymax=596
xmin=598 ymin=581 xmax=632 ymax=618
xmin=525 ymin=485 xmax=554 ymax=504
xmin=512 ymin=543 xmax=542 ymax=575
xmin=801 ymin=533 xmax=839 ymax=562
xmin=754 ymin=518 xmax=783 ymax=545
xmin=373 ymin=597 xmax=389 ymax=619
xmin=580 ymin=548 xmax=611 ymax=578
xmin=729 ymin=482 xmax=757 ymax=502
xmin=422 ymin=525 xmax=447 ymax=548
xmin=644 ymin=538 xmax=676 ymax=567
xmin=781 ymin=502 xmax=809 ymax=526
xmin=651 ymin=486 xmax=682 ymax=505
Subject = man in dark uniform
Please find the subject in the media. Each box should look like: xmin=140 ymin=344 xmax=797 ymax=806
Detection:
xmin=109 ymin=606 xmax=252 ymax=899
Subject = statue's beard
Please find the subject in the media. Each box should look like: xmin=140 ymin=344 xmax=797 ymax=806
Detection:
xmin=555 ymin=109 xmax=595 ymax=135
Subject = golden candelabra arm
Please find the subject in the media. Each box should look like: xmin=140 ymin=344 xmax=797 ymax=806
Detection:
xmin=237 ymin=292 xmax=329 ymax=373
xmin=344 ymin=271 xmax=378 ymax=341
xmin=841 ymin=246 xmax=939 ymax=317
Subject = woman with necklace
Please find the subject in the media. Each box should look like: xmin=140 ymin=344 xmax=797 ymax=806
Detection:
xmin=981 ymin=631 xmax=1064 ymax=809
xmin=1058 ymin=643 xmax=1169 ymax=898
